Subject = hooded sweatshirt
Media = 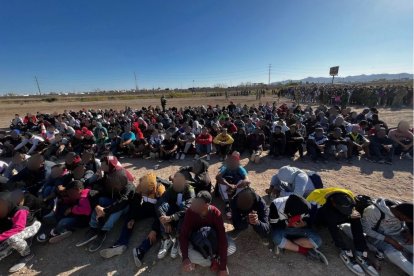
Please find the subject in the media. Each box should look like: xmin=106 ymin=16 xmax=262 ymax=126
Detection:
xmin=362 ymin=198 xmax=404 ymax=241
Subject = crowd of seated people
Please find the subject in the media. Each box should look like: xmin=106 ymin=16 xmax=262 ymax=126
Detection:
xmin=0 ymin=102 xmax=412 ymax=275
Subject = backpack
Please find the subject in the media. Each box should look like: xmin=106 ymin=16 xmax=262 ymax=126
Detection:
xmin=355 ymin=195 xmax=385 ymax=231
xmin=190 ymin=226 xmax=218 ymax=260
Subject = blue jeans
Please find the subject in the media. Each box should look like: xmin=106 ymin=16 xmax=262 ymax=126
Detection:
xmin=158 ymin=202 xmax=182 ymax=238
xmin=272 ymin=227 xmax=322 ymax=249
xmin=42 ymin=210 xmax=89 ymax=235
xmin=89 ymin=197 xmax=129 ymax=232
xmin=196 ymin=144 xmax=212 ymax=154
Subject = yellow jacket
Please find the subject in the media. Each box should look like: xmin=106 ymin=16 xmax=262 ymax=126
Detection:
xmin=213 ymin=133 xmax=234 ymax=145
xmin=306 ymin=187 xmax=355 ymax=207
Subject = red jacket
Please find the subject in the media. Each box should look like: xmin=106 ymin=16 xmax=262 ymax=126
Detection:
xmin=196 ymin=133 xmax=213 ymax=145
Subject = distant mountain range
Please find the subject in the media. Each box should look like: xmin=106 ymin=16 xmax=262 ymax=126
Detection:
xmin=273 ymin=73 xmax=413 ymax=84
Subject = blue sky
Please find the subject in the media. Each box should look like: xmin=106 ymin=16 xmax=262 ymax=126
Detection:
xmin=0 ymin=0 xmax=412 ymax=94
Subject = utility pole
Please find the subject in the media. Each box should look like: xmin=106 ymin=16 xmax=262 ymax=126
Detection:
xmin=268 ymin=64 xmax=272 ymax=86
xmin=34 ymin=76 xmax=41 ymax=95
xmin=134 ymin=72 xmax=138 ymax=92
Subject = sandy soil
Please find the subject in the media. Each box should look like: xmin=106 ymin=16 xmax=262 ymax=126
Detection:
xmin=0 ymin=96 xmax=412 ymax=276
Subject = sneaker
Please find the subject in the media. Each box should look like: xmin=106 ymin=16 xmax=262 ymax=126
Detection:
xmin=36 ymin=232 xmax=49 ymax=243
xmin=100 ymin=245 xmax=126 ymax=259
xmin=194 ymin=154 xmax=199 ymax=160
xmin=404 ymin=153 xmax=413 ymax=160
xmin=384 ymin=160 xmax=392 ymax=165
xmin=377 ymin=159 xmax=385 ymax=164
xmin=180 ymin=153 xmax=185 ymax=160
xmin=157 ymin=238 xmax=173 ymax=259
xmin=355 ymin=251 xmax=379 ymax=276
xmin=307 ymin=248 xmax=329 ymax=265
xmin=340 ymin=250 xmax=365 ymax=276
xmin=49 ymin=230 xmax=72 ymax=244
xmin=8 ymin=252 xmax=34 ymax=273
xmin=170 ymin=239 xmax=179 ymax=259
xmin=132 ymin=247 xmax=144 ymax=267
xmin=88 ymin=231 xmax=107 ymax=252
xmin=175 ymin=153 xmax=180 ymax=160
xmin=206 ymin=154 xmax=211 ymax=161
xmin=76 ymin=228 xmax=98 ymax=247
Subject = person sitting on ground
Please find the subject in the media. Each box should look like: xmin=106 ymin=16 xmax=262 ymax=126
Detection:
xmin=230 ymin=187 xmax=270 ymax=241
xmin=269 ymin=194 xmax=328 ymax=265
xmin=160 ymin=132 xmax=178 ymax=160
xmin=215 ymin=152 xmax=249 ymax=219
xmin=3 ymin=151 xmax=29 ymax=179
xmin=175 ymin=159 xmax=212 ymax=194
xmin=176 ymin=126 xmax=196 ymax=160
xmin=307 ymin=127 xmax=329 ymax=162
xmin=180 ymin=191 xmax=236 ymax=276
xmin=37 ymin=180 xmax=92 ymax=244
xmin=326 ymin=128 xmax=349 ymax=162
xmin=6 ymin=154 xmax=54 ymax=196
xmin=1 ymin=130 xmax=23 ymax=157
xmin=306 ymin=188 xmax=379 ymax=276
xmin=0 ymin=191 xmax=42 ymax=273
xmin=247 ymin=128 xmax=265 ymax=163
xmin=195 ymin=127 xmax=213 ymax=161
xmin=115 ymin=124 xmax=136 ymax=156
xmin=361 ymin=200 xmax=413 ymax=276
xmin=388 ymin=120 xmax=413 ymax=160
xmin=231 ymin=128 xmax=247 ymax=155
xmin=213 ymin=128 xmax=234 ymax=161
xmin=266 ymin=165 xmax=316 ymax=198
xmin=369 ymin=127 xmax=394 ymax=164
xmin=346 ymin=124 xmax=370 ymax=160
xmin=156 ymin=172 xmax=195 ymax=260
xmin=75 ymin=169 xmax=135 ymax=253
xmin=14 ymin=132 xmax=45 ymax=155
xmin=148 ymin=129 xmax=164 ymax=159
xmin=10 ymin=114 xmax=24 ymax=130
xmin=285 ymin=124 xmax=305 ymax=161
xmin=270 ymin=125 xmax=286 ymax=159
xmin=99 ymin=173 xmax=165 ymax=267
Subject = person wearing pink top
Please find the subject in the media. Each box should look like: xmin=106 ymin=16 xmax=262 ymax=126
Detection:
xmin=37 ymin=180 xmax=92 ymax=244
xmin=0 ymin=191 xmax=41 ymax=273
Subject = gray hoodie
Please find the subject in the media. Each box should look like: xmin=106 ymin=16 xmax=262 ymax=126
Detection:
xmin=362 ymin=198 xmax=404 ymax=241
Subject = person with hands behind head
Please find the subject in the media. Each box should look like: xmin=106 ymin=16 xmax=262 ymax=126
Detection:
xmin=180 ymin=191 xmax=235 ymax=276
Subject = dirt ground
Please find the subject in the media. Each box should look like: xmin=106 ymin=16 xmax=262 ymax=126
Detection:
xmin=0 ymin=96 xmax=412 ymax=276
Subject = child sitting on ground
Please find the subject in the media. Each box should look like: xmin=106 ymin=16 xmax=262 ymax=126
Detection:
xmin=0 ymin=191 xmax=42 ymax=273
